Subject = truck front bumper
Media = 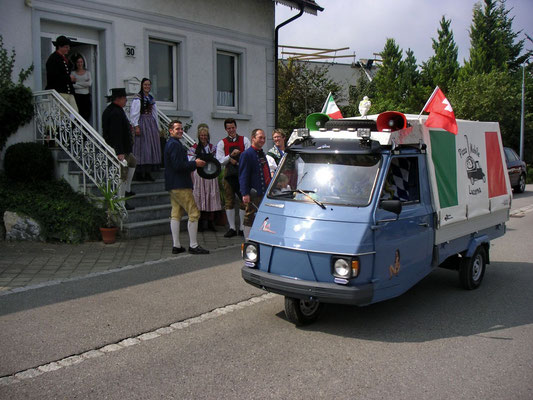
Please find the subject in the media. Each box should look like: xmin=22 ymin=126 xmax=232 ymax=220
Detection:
xmin=242 ymin=267 xmax=374 ymax=305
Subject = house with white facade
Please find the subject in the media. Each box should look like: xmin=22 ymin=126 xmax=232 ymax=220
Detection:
xmin=1 ymin=0 xmax=322 ymax=154
xmin=0 ymin=0 xmax=323 ymax=237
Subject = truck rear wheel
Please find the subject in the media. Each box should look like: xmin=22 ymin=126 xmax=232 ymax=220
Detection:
xmin=284 ymin=297 xmax=324 ymax=326
xmin=459 ymin=247 xmax=487 ymax=290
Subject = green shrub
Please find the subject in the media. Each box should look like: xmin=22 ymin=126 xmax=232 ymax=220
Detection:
xmin=4 ymin=142 xmax=54 ymax=183
xmin=527 ymin=166 xmax=533 ymax=184
xmin=0 ymin=35 xmax=34 ymax=151
xmin=0 ymin=174 xmax=105 ymax=243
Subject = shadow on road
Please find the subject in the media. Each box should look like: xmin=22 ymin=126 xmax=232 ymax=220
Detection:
xmin=285 ymin=261 xmax=533 ymax=342
xmin=0 ymin=246 xmax=242 ymax=317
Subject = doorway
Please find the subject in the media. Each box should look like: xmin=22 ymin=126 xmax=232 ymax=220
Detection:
xmin=40 ymin=35 xmax=99 ymax=129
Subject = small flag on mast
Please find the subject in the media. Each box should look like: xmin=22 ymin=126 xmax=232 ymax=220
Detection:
xmin=421 ymin=86 xmax=458 ymax=135
xmin=321 ymin=92 xmax=343 ymax=119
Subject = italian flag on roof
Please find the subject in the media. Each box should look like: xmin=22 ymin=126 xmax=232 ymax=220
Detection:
xmin=321 ymin=92 xmax=343 ymax=119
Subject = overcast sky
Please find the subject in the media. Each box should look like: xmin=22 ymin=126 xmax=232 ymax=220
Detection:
xmin=275 ymin=0 xmax=533 ymax=65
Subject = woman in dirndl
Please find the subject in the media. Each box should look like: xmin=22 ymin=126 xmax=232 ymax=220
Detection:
xmin=130 ymin=78 xmax=161 ymax=181
xmin=188 ymin=123 xmax=222 ymax=231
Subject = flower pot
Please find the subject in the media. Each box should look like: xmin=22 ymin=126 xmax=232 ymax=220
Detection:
xmin=100 ymin=226 xmax=119 ymax=244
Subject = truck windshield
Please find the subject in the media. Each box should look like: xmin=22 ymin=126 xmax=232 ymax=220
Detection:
xmin=268 ymin=152 xmax=382 ymax=207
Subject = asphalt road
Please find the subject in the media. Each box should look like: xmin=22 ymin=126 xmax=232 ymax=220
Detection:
xmin=1 ymin=189 xmax=532 ymax=399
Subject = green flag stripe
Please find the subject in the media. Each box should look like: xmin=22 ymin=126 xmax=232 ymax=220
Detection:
xmin=429 ymin=130 xmax=458 ymax=208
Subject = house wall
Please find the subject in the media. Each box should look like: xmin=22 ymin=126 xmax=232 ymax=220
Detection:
xmin=0 ymin=0 xmax=277 ymax=167
xmin=280 ymin=59 xmax=378 ymax=106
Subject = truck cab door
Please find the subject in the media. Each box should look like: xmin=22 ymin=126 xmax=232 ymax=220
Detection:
xmin=372 ymin=155 xmax=434 ymax=302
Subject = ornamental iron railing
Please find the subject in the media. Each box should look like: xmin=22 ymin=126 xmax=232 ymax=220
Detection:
xmin=33 ymin=90 xmax=127 ymax=220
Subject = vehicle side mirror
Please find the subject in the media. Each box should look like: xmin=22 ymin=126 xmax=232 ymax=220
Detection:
xmin=380 ymin=199 xmax=402 ymax=215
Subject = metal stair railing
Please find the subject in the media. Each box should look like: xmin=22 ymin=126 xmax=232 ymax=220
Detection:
xmin=33 ymin=90 xmax=127 ymax=219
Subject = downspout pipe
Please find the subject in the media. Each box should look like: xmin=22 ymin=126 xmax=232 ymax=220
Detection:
xmin=275 ymin=6 xmax=304 ymax=128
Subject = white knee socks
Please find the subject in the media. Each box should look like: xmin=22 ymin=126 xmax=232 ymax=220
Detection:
xmin=170 ymin=219 xmax=181 ymax=248
xmin=239 ymin=209 xmax=245 ymax=231
xmin=126 ymin=167 xmax=136 ymax=192
xmin=226 ymin=208 xmax=236 ymax=230
xmin=188 ymin=220 xmax=199 ymax=248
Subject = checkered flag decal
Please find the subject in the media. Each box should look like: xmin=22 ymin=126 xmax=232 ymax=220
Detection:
xmin=390 ymin=158 xmax=411 ymax=201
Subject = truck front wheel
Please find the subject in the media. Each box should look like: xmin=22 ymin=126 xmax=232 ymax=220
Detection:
xmin=459 ymin=247 xmax=487 ymax=290
xmin=284 ymin=297 xmax=324 ymax=326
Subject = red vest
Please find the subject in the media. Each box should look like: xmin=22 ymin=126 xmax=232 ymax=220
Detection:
xmin=223 ymin=135 xmax=245 ymax=156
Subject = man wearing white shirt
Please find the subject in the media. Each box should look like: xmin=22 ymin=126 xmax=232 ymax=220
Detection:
xmin=215 ymin=118 xmax=250 ymax=237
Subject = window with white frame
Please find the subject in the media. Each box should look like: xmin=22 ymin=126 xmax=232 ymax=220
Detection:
xmin=149 ymin=38 xmax=178 ymax=106
xmin=216 ymin=51 xmax=238 ymax=110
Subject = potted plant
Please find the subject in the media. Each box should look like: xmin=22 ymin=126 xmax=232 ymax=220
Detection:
xmin=93 ymin=181 xmax=130 ymax=244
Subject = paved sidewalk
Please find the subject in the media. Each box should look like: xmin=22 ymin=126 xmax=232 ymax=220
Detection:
xmin=0 ymin=229 xmax=243 ymax=293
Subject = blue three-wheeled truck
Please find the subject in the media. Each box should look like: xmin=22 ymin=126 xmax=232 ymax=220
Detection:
xmin=241 ymin=111 xmax=511 ymax=325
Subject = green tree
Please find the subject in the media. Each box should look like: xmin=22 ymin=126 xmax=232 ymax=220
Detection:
xmin=277 ymin=59 xmax=343 ymax=132
xmin=450 ymin=69 xmax=533 ymax=164
xmin=400 ymin=48 xmax=427 ymax=112
xmin=421 ymin=16 xmax=460 ymax=93
xmin=463 ymin=0 xmax=526 ymax=75
xmin=371 ymin=38 xmax=404 ymax=112
xmin=0 ymin=35 xmax=34 ymax=151
xmin=371 ymin=39 xmax=425 ymax=113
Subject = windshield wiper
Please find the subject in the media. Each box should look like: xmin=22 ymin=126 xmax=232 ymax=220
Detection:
xmin=271 ymin=188 xmax=314 ymax=198
xmin=296 ymin=189 xmax=326 ymax=209
xmin=271 ymin=189 xmax=325 ymax=209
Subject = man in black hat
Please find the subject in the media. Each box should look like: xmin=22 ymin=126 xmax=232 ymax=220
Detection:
xmin=45 ymin=35 xmax=78 ymax=112
xmin=102 ymin=88 xmax=137 ymax=210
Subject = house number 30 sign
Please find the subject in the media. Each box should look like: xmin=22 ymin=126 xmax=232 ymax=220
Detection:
xmin=124 ymin=44 xmax=136 ymax=58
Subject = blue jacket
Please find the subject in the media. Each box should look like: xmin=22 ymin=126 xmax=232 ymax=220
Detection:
xmin=238 ymin=146 xmax=270 ymax=197
xmin=164 ymin=137 xmax=197 ymax=190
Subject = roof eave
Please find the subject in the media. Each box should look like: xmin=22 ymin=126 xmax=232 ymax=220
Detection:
xmin=275 ymin=0 xmax=324 ymax=15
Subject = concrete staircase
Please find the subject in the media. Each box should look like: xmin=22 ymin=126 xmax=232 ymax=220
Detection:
xmin=52 ymin=148 xmax=173 ymax=238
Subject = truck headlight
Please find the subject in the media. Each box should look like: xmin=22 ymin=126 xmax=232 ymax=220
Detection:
xmin=242 ymin=242 xmax=259 ymax=266
xmin=332 ymin=257 xmax=360 ymax=279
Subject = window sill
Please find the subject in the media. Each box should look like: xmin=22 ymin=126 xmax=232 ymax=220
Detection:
xmin=211 ymin=112 xmax=251 ymax=120
xmin=160 ymin=109 xmax=193 ymax=118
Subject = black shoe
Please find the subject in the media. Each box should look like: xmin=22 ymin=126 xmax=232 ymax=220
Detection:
xmin=238 ymin=230 xmax=244 ymax=237
xmin=224 ymin=228 xmax=237 ymax=238
xmin=125 ymin=191 xmax=136 ymax=197
xmin=172 ymin=246 xmax=186 ymax=254
xmin=189 ymin=245 xmax=209 ymax=255
xmin=125 ymin=202 xmax=135 ymax=210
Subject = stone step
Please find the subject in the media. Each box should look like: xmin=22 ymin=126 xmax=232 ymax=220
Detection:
xmin=129 ymin=178 xmax=166 ymax=193
xmin=126 ymin=191 xmax=169 ymax=207
xmin=122 ymin=218 xmax=172 ymax=239
xmin=124 ymin=203 xmax=171 ymax=223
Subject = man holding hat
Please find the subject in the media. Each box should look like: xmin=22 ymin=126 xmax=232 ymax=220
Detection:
xmin=102 ymin=88 xmax=137 ymax=210
xmin=165 ymin=120 xmax=209 ymax=255
xmin=45 ymin=35 xmax=78 ymax=112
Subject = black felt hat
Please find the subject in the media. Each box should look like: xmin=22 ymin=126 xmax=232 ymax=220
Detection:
xmin=106 ymin=88 xmax=129 ymax=101
xmin=53 ymin=35 xmax=72 ymax=47
xmin=196 ymin=153 xmax=222 ymax=180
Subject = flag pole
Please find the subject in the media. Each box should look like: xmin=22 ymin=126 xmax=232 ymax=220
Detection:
xmin=321 ymin=92 xmax=332 ymax=114
xmin=418 ymin=86 xmax=439 ymax=119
